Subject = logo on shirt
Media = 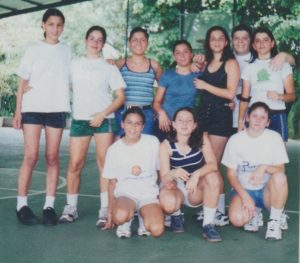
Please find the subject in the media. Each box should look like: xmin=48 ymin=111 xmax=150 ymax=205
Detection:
xmin=256 ymin=68 xmax=270 ymax=82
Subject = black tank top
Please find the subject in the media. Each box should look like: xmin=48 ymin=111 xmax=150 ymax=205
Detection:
xmin=198 ymin=62 xmax=230 ymax=104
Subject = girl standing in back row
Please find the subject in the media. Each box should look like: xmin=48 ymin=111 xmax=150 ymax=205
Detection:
xmin=13 ymin=8 xmax=71 ymax=226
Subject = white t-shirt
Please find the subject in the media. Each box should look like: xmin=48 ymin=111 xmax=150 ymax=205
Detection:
xmin=103 ymin=135 xmax=160 ymax=200
xmin=17 ymin=41 xmax=71 ymax=112
xmin=241 ymin=59 xmax=292 ymax=110
xmin=71 ymin=57 xmax=126 ymax=120
xmin=232 ymin=52 xmax=252 ymax=128
xmin=221 ymin=129 xmax=289 ymax=190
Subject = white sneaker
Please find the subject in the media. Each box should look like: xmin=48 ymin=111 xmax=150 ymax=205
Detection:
xmin=214 ymin=210 xmax=229 ymax=226
xmin=59 ymin=204 xmax=78 ymax=223
xmin=196 ymin=210 xmax=204 ymax=221
xmin=258 ymin=211 xmax=264 ymax=227
xmin=138 ymin=214 xmax=150 ymax=236
xmin=96 ymin=208 xmax=107 ymax=228
xmin=116 ymin=219 xmax=132 ymax=238
xmin=164 ymin=215 xmax=171 ymax=227
xmin=244 ymin=213 xmax=259 ymax=232
xmin=280 ymin=211 xmax=289 ymax=230
xmin=265 ymin=219 xmax=282 ymax=240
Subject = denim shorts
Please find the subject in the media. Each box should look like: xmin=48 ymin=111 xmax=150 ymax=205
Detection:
xmin=114 ymin=106 xmax=154 ymax=137
xmin=70 ymin=118 xmax=116 ymax=137
xmin=21 ymin=112 xmax=67 ymax=128
xmin=268 ymin=111 xmax=288 ymax=141
xmin=230 ymin=188 xmax=266 ymax=209
xmin=197 ymin=102 xmax=233 ymax=137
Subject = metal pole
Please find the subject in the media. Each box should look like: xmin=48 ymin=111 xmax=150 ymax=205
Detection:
xmin=179 ymin=0 xmax=184 ymax=39
xmin=125 ymin=0 xmax=130 ymax=57
xmin=233 ymin=0 xmax=237 ymax=27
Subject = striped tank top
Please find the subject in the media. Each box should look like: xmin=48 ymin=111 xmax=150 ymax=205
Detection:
xmin=120 ymin=59 xmax=155 ymax=106
xmin=169 ymin=141 xmax=205 ymax=174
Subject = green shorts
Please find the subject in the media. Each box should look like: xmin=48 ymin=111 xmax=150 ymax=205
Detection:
xmin=70 ymin=118 xmax=116 ymax=137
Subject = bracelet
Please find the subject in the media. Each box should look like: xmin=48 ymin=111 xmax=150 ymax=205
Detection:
xmin=237 ymin=94 xmax=251 ymax=102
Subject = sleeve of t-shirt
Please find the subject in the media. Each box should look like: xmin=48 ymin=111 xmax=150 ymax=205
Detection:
xmin=271 ymin=133 xmax=289 ymax=165
xmin=280 ymin=62 xmax=293 ymax=80
xmin=158 ymin=71 xmax=169 ymax=89
xmin=108 ymin=65 xmax=126 ymax=91
xmin=241 ymin=64 xmax=251 ymax=81
xmin=221 ymin=136 xmax=238 ymax=170
xmin=102 ymin=147 xmax=116 ymax=179
xmin=17 ymin=46 xmax=33 ymax=80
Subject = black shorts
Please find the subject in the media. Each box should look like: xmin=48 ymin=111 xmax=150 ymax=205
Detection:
xmin=21 ymin=112 xmax=67 ymax=128
xmin=197 ymin=103 xmax=233 ymax=137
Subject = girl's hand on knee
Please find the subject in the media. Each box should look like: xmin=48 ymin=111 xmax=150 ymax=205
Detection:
xmin=102 ymin=211 xmax=114 ymax=230
xmin=185 ymin=173 xmax=199 ymax=193
xmin=242 ymin=193 xmax=256 ymax=219
xmin=173 ymin=168 xmax=190 ymax=182
xmin=164 ymin=180 xmax=177 ymax=190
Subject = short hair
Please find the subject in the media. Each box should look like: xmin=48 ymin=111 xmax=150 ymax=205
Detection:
xmin=122 ymin=107 xmax=146 ymax=124
xmin=231 ymin=24 xmax=252 ymax=40
xmin=42 ymin=8 xmax=65 ymax=24
xmin=172 ymin=39 xmax=193 ymax=53
xmin=85 ymin=26 xmax=107 ymax=43
xmin=129 ymin=27 xmax=149 ymax=41
xmin=247 ymin=102 xmax=271 ymax=119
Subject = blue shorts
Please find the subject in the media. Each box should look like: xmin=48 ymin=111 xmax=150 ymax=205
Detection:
xmin=114 ymin=106 xmax=154 ymax=136
xmin=21 ymin=112 xmax=67 ymax=128
xmin=268 ymin=111 xmax=288 ymax=141
xmin=230 ymin=188 xmax=265 ymax=209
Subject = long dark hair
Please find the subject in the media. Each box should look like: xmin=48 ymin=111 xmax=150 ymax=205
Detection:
xmin=204 ymin=25 xmax=235 ymax=64
xmin=250 ymin=27 xmax=278 ymax=63
xmin=167 ymin=107 xmax=203 ymax=148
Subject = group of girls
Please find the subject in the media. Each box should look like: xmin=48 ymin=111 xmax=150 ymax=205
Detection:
xmin=13 ymin=8 xmax=295 ymax=242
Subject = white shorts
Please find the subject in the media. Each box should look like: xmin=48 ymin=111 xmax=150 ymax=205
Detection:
xmin=115 ymin=192 xmax=159 ymax=211
xmin=177 ymin=180 xmax=202 ymax=208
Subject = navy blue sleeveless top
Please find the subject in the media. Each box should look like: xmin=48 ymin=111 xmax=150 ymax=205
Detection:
xmin=169 ymin=141 xmax=205 ymax=174
xmin=198 ymin=62 xmax=230 ymax=104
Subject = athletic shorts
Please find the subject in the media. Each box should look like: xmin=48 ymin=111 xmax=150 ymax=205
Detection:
xmin=70 ymin=118 xmax=116 ymax=137
xmin=21 ymin=112 xmax=66 ymax=128
xmin=230 ymin=188 xmax=266 ymax=209
xmin=197 ymin=102 xmax=233 ymax=137
xmin=268 ymin=111 xmax=288 ymax=141
xmin=177 ymin=180 xmax=202 ymax=208
xmin=115 ymin=192 xmax=159 ymax=211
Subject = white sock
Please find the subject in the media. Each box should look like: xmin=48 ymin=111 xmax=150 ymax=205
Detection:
xmin=171 ymin=209 xmax=181 ymax=216
xmin=43 ymin=195 xmax=55 ymax=209
xmin=100 ymin=192 xmax=108 ymax=210
xmin=256 ymin=207 xmax=262 ymax=215
xmin=270 ymin=207 xmax=283 ymax=221
xmin=217 ymin=193 xmax=225 ymax=214
xmin=17 ymin=196 xmax=28 ymax=211
xmin=67 ymin=194 xmax=78 ymax=207
xmin=203 ymin=206 xmax=217 ymax=226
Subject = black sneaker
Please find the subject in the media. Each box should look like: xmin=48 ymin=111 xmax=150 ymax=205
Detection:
xmin=42 ymin=207 xmax=58 ymax=226
xmin=16 ymin=206 xmax=39 ymax=225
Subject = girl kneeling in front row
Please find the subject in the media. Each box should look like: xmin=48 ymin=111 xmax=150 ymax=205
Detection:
xmin=159 ymin=107 xmax=222 ymax=242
